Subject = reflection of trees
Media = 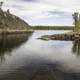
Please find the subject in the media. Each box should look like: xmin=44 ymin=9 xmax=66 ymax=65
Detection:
xmin=0 ymin=33 xmax=32 ymax=62
xmin=72 ymin=40 xmax=80 ymax=56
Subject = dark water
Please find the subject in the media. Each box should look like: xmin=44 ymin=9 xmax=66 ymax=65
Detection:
xmin=0 ymin=31 xmax=80 ymax=80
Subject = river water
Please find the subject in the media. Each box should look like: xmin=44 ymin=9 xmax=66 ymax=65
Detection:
xmin=0 ymin=30 xmax=80 ymax=80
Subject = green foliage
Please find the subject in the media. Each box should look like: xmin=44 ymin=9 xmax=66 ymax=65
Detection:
xmin=73 ymin=12 xmax=80 ymax=32
xmin=32 ymin=26 xmax=74 ymax=30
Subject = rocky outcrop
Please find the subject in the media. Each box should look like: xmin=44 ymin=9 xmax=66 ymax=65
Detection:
xmin=39 ymin=32 xmax=80 ymax=41
xmin=0 ymin=9 xmax=32 ymax=33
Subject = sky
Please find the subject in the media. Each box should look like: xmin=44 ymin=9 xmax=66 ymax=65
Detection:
xmin=1 ymin=0 xmax=80 ymax=26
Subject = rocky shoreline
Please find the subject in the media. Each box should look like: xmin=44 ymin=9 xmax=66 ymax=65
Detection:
xmin=0 ymin=29 xmax=33 ymax=35
xmin=39 ymin=32 xmax=80 ymax=41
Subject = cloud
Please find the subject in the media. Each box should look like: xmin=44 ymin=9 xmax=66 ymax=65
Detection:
xmin=40 ymin=0 xmax=80 ymax=10
xmin=20 ymin=0 xmax=37 ymax=2
xmin=0 ymin=0 xmax=77 ymax=25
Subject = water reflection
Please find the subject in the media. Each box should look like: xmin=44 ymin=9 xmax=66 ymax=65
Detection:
xmin=0 ymin=33 xmax=32 ymax=62
xmin=0 ymin=31 xmax=80 ymax=80
xmin=72 ymin=40 xmax=80 ymax=56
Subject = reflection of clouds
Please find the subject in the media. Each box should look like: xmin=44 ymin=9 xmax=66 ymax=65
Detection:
xmin=25 ymin=31 xmax=80 ymax=73
xmin=21 ymin=0 xmax=37 ymax=2
xmin=1 ymin=0 xmax=77 ymax=25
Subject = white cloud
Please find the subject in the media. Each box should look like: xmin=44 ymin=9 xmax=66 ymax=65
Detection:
xmin=0 ymin=0 xmax=78 ymax=25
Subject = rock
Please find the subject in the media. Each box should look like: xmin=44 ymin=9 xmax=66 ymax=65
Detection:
xmin=39 ymin=32 xmax=80 ymax=41
xmin=0 ymin=9 xmax=32 ymax=33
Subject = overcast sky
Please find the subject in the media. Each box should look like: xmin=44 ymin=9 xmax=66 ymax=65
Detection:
xmin=1 ymin=0 xmax=80 ymax=26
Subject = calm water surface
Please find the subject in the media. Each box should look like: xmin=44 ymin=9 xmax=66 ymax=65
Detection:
xmin=0 ymin=30 xmax=80 ymax=80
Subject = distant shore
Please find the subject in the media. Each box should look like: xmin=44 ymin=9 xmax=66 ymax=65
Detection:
xmin=32 ymin=26 xmax=74 ymax=30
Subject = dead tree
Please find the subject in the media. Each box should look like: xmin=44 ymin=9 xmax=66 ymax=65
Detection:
xmin=0 ymin=1 xmax=3 ymax=9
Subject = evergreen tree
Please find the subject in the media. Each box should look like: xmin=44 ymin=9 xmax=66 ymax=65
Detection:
xmin=72 ymin=12 xmax=80 ymax=32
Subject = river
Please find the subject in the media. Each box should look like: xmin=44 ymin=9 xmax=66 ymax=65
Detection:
xmin=0 ymin=30 xmax=80 ymax=80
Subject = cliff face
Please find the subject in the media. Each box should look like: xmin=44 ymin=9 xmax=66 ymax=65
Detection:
xmin=0 ymin=9 xmax=31 ymax=31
